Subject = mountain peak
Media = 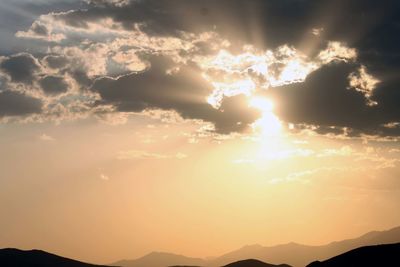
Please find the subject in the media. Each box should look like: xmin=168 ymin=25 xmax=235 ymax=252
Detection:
xmin=223 ymin=259 xmax=292 ymax=267
xmin=112 ymin=251 xmax=206 ymax=267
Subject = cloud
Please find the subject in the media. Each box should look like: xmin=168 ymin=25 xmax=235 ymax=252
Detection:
xmin=117 ymin=150 xmax=187 ymax=160
xmin=269 ymin=170 xmax=315 ymax=185
xmin=46 ymin=0 xmax=319 ymax=49
xmin=43 ymin=55 xmax=69 ymax=69
xmin=39 ymin=75 xmax=69 ymax=95
xmin=39 ymin=133 xmax=55 ymax=141
xmin=317 ymin=42 xmax=357 ymax=64
xmin=100 ymin=173 xmax=110 ymax=181
xmin=0 ymin=90 xmax=43 ymax=117
xmin=0 ymin=0 xmax=399 ymax=138
xmin=92 ymin=56 xmax=261 ymax=134
xmin=266 ymin=61 xmax=400 ymax=137
xmin=0 ymin=53 xmax=40 ymax=84
xmin=85 ymin=0 xmax=130 ymax=7
xmin=15 ymin=20 xmax=66 ymax=43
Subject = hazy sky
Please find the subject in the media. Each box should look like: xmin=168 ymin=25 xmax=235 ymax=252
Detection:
xmin=1 ymin=0 xmax=400 ymax=264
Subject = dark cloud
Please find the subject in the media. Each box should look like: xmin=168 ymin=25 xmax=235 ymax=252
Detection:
xmin=315 ymin=0 xmax=400 ymax=72
xmin=92 ymin=56 xmax=260 ymax=134
xmin=213 ymin=95 xmax=261 ymax=134
xmin=30 ymin=21 xmax=49 ymax=36
xmin=0 ymin=53 xmax=40 ymax=84
xmin=43 ymin=55 xmax=69 ymax=69
xmin=52 ymin=0 xmax=400 ymax=63
xmin=53 ymin=0 xmax=318 ymax=49
xmin=265 ymin=62 xmax=400 ymax=136
xmin=39 ymin=75 xmax=69 ymax=95
xmin=0 ymin=90 xmax=42 ymax=117
xmin=267 ymin=62 xmax=369 ymax=127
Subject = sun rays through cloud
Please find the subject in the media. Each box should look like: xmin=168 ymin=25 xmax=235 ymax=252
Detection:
xmin=1 ymin=0 xmax=400 ymax=265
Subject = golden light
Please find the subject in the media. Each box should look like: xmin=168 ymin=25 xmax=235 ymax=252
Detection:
xmin=207 ymin=79 xmax=256 ymax=108
xmin=249 ymin=97 xmax=282 ymax=136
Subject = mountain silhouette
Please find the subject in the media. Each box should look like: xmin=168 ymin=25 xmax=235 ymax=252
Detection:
xmin=112 ymin=252 xmax=206 ymax=267
xmin=0 ymin=248 xmax=114 ymax=267
xmin=223 ymin=259 xmax=291 ymax=267
xmin=306 ymin=243 xmax=400 ymax=267
xmin=7 ymin=225 xmax=399 ymax=267
xmin=114 ymin=225 xmax=400 ymax=267
xmin=209 ymin=225 xmax=400 ymax=267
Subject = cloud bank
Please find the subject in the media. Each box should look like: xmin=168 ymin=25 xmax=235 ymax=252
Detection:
xmin=0 ymin=0 xmax=399 ymax=136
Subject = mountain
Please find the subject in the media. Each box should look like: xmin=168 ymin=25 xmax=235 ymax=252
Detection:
xmin=306 ymin=243 xmax=400 ymax=267
xmin=112 ymin=225 xmax=400 ymax=267
xmin=0 ymin=248 xmax=114 ymax=267
xmin=112 ymin=252 xmax=206 ymax=267
xmin=209 ymin=225 xmax=400 ymax=267
xmin=223 ymin=259 xmax=291 ymax=267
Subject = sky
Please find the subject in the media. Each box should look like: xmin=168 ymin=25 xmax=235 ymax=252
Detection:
xmin=1 ymin=0 xmax=400 ymax=264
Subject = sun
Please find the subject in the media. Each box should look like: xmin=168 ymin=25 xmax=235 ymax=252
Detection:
xmin=249 ymin=97 xmax=282 ymax=136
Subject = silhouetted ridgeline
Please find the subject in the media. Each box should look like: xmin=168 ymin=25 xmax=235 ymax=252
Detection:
xmin=2 ymin=226 xmax=400 ymax=267
xmin=208 ymin=225 xmax=400 ymax=267
xmin=0 ymin=248 xmax=116 ymax=267
xmin=112 ymin=226 xmax=400 ymax=267
xmin=306 ymin=243 xmax=400 ymax=267
xmin=113 ymin=252 xmax=206 ymax=267
xmin=223 ymin=259 xmax=292 ymax=267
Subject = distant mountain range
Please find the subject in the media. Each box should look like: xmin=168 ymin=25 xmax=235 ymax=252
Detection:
xmin=113 ymin=225 xmax=400 ymax=267
xmin=209 ymin=225 xmax=400 ymax=267
xmin=113 ymin=252 xmax=206 ymax=267
xmin=306 ymin=243 xmax=400 ymax=267
xmin=0 ymin=248 xmax=114 ymax=267
xmin=2 ymin=226 xmax=400 ymax=267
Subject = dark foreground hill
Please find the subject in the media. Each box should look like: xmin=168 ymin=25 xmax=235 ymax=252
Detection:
xmin=223 ymin=259 xmax=292 ymax=267
xmin=0 ymin=248 xmax=115 ymax=267
xmin=306 ymin=243 xmax=400 ymax=267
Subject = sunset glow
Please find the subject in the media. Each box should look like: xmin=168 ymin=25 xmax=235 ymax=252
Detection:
xmin=249 ymin=97 xmax=282 ymax=137
xmin=1 ymin=1 xmax=400 ymax=267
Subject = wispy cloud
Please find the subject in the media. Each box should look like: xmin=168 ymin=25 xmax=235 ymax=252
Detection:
xmin=100 ymin=173 xmax=110 ymax=181
xmin=117 ymin=150 xmax=187 ymax=160
xmin=39 ymin=133 xmax=55 ymax=141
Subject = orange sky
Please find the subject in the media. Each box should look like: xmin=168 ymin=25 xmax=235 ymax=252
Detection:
xmin=1 ymin=0 xmax=400 ymax=265
xmin=1 ymin=117 xmax=399 ymax=264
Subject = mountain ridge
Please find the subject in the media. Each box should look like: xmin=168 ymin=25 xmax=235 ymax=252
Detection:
xmin=208 ymin=225 xmax=400 ymax=267
xmin=0 ymin=248 xmax=115 ymax=267
xmin=2 ymin=225 xmax=400 ymax=267
xmin=113 ymin=225 xmax=400 ymax=267
xmin=223 ymin=259 xmax=291 ymax=267
xmin=112 ymin=251 xmax=206 ymax=267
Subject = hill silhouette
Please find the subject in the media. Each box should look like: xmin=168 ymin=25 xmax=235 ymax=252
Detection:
xmin=112 ymin=252 xmax=206 ymax=267
xmin=223 ymin=259 xmax=292 ymax=267
xmin=113 ymin=225 xmax=400 ymax=267
xmin=0 ymin=248 xmax=114 ymax=267
xmin=306 ymin=243 xmax=400 ymax=267
xmin=209 ymin=225 xmax=400 ymax=267
xmin=4 ymin=226 xmax=400 ymax=267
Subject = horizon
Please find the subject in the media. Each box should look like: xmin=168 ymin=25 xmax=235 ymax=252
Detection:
xmin=2 ymin=224 xmax=400 ymax=264
xmin=1 ymin=0 xmax=400 ymax=265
